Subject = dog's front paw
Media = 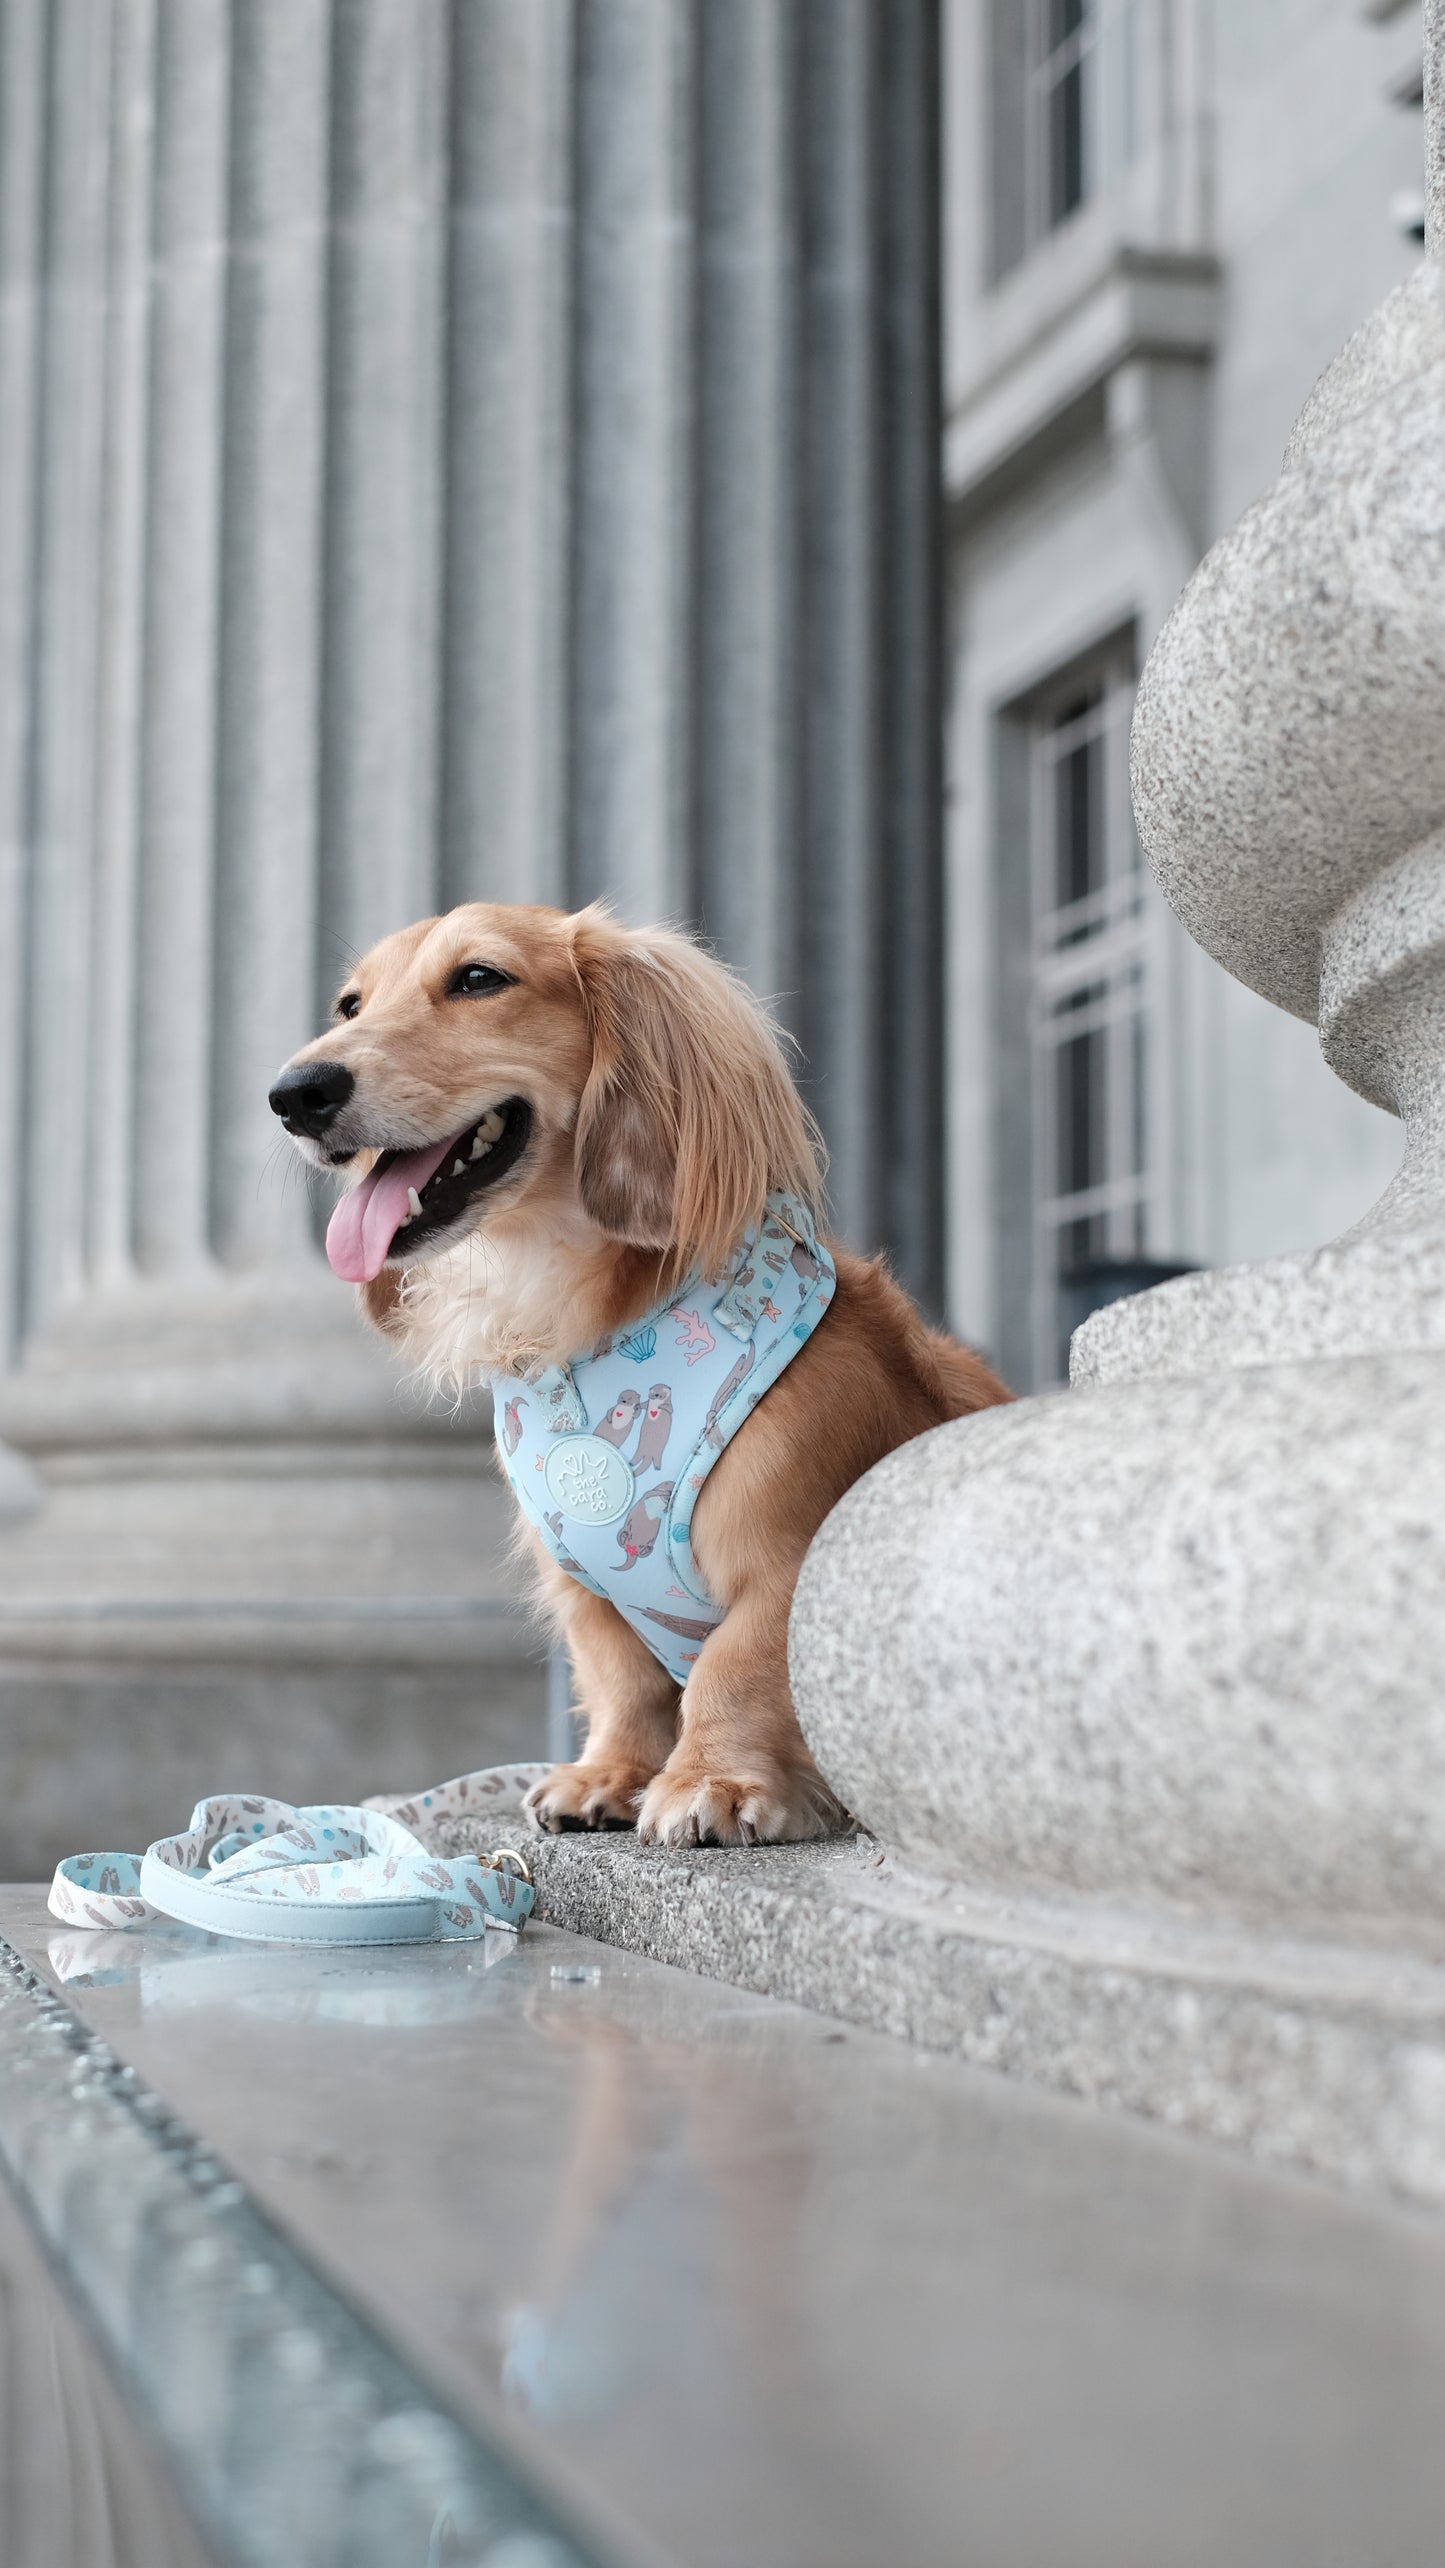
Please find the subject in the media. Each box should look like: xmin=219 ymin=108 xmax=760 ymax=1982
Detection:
xmin=524 ymin=1760 xmax=654 ymax=1834
xmin=636 ymin=1762 xmax=847 ymax=1849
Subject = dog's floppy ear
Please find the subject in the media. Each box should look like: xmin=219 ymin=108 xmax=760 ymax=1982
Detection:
xmin=571 ymin=937 xmax=677 ymax=1252
xmin=570 ymin=911 xmax=823 ymax=1281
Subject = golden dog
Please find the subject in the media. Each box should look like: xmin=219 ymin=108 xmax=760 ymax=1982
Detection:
xmin=270 ymin=904 xmax=1010 ymax=1845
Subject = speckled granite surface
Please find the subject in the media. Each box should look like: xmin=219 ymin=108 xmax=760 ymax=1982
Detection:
xmin=789 ymin=1355 xmax=1445 ymax=1930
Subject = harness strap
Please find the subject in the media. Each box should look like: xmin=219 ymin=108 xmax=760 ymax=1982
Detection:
xmin=491 ymin=1192 xmax=836 ymax=1683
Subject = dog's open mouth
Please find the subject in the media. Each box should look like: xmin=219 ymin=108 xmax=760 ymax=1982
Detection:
xmin=325 ymin=1098 xmax=532 ymax=1283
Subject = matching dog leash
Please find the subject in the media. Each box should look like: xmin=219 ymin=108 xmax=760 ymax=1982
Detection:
xmin=47 ymin=1766 xmax=548 ymax=1947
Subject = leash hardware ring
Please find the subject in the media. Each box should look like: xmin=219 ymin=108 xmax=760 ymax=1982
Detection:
xmin=487 ymin=1846 xmax=533 ymax=1885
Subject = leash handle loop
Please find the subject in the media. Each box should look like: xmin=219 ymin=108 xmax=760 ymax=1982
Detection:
xmin=48 ymin=1767 xmax=549 ymax=1948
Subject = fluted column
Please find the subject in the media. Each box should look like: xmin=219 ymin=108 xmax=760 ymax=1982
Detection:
xmin=441 ymin=0 xmax=574 ymax=909
xmin=0 ymin=0 xmax=942 ymax=1873
xmin=18 ymin=1 xmax=112 ymax=1344
xmin=210 ymin=2 xmax=330 ymax=1271
xmin=132 ymin=0 xmax=228 ymax=1286
xmin=0 ymin=0 xmax=47 ymax=1374
xmin=320 ymin=0 xmax=449 ymax=978
xmin=692 ymin=1 xmax=794 ymax=997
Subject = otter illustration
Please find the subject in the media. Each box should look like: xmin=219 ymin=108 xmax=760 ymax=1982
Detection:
xmin=595 ymin=1388 xmax=642 ymax=1448
xmin=543 ymin=1509 xmax=586 ymax=1574
xmin=790 ymin=1237 xmax=821 ymax=1283
xmin=704 ymin=1342 xmax=756 ymax=1448
xmin=544 ymin=1511 xmax=608 ymax=1598
xmin=615 ymin=1480 xmax=674 ymax=1570
xmin=641 ymin=1604 xmax=719 ymax=1644
xmin=501 ymin=1395 xmax=528 ymax=1457
xmin=629 ymin=1383 xmax=673 ymax=1474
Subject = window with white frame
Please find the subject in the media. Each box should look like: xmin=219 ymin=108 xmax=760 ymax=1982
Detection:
xmin=1031 ymin=0 xmax=1097 ymax=233
xmin=991 ymin=0 xmax=1142 ymax=276
xmin=1028 ymin=651 xmax=1155 ymax=1383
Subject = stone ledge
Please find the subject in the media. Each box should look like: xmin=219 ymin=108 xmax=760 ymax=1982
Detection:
xmin=945 ymin=244 xmax=1220 ymax=519
xmin=1069 ymin=1231 xmax=1439 ymax=1385
xmin=411 ymin=1806 xmax=1445 ymax=2211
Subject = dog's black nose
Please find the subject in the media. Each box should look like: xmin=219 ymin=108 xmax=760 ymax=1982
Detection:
xmin=268 ymin=1060 xmax=355 ymax=1136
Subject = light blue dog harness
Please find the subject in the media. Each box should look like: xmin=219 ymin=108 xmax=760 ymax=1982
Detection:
xmin=491 ymin=1192 xmax=836 ymax=1683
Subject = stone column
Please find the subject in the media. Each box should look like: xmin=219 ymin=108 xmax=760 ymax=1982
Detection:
xmin=0 ymin=0 xmax=942 ymax=1873
xmin=792 ymin=0 xmax=1445 ymax=2200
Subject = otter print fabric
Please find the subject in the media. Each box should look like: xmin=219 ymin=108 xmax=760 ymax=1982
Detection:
xmin=492 ymin=1193 xmax=836 ymax=1684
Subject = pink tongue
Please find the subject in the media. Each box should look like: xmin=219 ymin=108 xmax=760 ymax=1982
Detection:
xmin=325 ymin=1133 xmax=462 ymax=1283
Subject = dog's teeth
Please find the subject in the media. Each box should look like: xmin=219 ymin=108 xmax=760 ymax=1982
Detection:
xmin=478 ymin=1109 xmax=504 ymax=1141
xmin=407 ymin=1187 xmax=424 ymax=1219
xmin=452 ymin=1158 xmax=466 ymax=1177
xmin=469 ymin=1133 xmax=492 ymax=1161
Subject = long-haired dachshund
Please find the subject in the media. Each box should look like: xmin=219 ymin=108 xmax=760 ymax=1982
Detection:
xmin=270 ymin=905 xmax=1010 ymax=1846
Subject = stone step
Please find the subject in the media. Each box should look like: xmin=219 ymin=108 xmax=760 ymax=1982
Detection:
xmin=9 ymin=1884 xmax=1445 ymax=2567
xmin=413 ymin=1814 xmax=1445 ymax=2210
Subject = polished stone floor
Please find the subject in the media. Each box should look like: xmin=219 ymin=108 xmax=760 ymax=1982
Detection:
xmin=7 ymin=1884 xmax=1445 ymax=2568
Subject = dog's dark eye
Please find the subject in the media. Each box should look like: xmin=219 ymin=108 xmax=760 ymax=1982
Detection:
xmin=448 ymin=963 xmax=513 ymax=998
xmin=335 ymin=991 xmax=361 ymax=1021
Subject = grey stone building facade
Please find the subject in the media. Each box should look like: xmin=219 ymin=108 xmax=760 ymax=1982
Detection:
xmin=944 ymin=0 xmax=1427 ymax=1386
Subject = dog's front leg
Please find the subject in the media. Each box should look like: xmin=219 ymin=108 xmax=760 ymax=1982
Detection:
xmin=636 ymin=1589 xmax=848 ymax=1848
xmin=526 ymin=1573 xmax=681 ymax=1832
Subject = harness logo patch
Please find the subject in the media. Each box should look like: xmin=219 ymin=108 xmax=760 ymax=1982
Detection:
xmin=544 ymin=1433 xmax=636 ymax=1526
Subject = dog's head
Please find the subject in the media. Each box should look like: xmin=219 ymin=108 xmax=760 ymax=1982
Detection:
xmin=269 ymin=903 xmax=823 ymax=1301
